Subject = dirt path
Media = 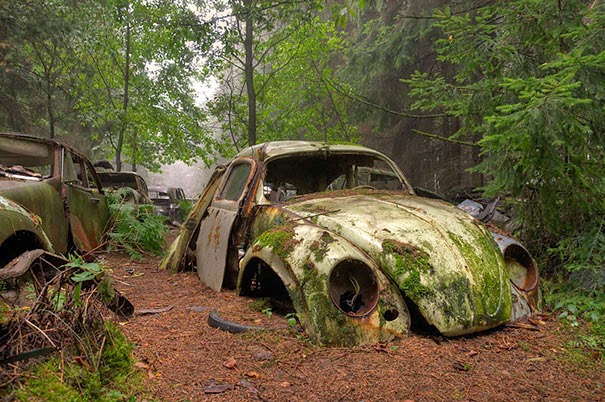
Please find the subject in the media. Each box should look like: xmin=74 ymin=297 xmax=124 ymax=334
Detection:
xmin=103 ymin=246 xmax=604 ymax=402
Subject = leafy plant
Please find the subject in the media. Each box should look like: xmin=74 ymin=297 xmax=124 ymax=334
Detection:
xmin=178 ymin=200 xmax=193 ymax=221
xmin=0 ymin=302 xmax=10 ymax=325
xmin=544 ymin=280 xmax=605 ymax=361
xmin=285 ymin=312 xmax=298 ymax=327
xmin=105 ymin=188 xmax=168 ymax=259
xmin=63 ymin=258 xmax=112 ymax=307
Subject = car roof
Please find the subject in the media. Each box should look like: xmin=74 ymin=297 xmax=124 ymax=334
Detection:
xmin=0 ymin=131 xmax=88 ymax=159
xmin=97 ymin=171 xmax=144 ymax=179
xmin=234 ymin=141 xmax=389 ymax=162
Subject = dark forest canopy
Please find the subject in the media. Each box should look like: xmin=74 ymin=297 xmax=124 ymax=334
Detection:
xmin=1 ymin=0 xmax=604 ymax=295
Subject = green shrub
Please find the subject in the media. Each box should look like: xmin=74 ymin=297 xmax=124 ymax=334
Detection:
xmin=106 ymin=188 xmax=168 ymax=259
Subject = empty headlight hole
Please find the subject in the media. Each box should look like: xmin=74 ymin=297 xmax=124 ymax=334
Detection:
xmin=504 ymin=245 xmax=538 ymax=291
xmin=328 ymin=260 xmax=379 ymax=316
xmin=382 ymin=308 xmax=399 ymax=322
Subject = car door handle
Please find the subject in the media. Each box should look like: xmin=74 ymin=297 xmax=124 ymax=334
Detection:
xmin=90 ymin=197 xmax=100 ymax=205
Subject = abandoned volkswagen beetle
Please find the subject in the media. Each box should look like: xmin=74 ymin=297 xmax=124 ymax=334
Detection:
xmin=0 ymin=132 xmax=110 ymax=272
xmin=163 ymin=141 xmax=540 ymax=346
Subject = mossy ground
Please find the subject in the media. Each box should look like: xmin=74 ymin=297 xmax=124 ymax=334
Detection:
xmin=9 ymin=322 xmax=150 ymax=402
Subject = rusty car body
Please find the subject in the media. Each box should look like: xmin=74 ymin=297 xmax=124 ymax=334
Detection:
xmin=162 ymin=141 xmax=540 ymax=346
xmin=96 ymin=170 xmax=151 ymax=204
xmin=0 ymin=132 xmax=110 ymax=272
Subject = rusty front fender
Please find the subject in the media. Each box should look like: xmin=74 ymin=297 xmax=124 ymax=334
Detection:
xmin=239 ymin=224 xmax=410 ymax=346
xmin=0 ymin=196 xmax=54 ymax=257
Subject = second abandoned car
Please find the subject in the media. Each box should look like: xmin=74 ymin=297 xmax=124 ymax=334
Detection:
xmin=148 ymin=186 xmax=189 ymax=224
xmin=0 ymin=132 xmax=109 ymax=270
xmin=96 ymin=169 xmax=151 ymax=204
xmin=163 ymin=141 xmax=540 ymax=345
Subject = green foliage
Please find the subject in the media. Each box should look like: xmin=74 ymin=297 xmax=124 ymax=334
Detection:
xmin=0 ymin=300 xmax=10 ymax=325
xmin=249 ymin=298 xmax=272 ymax=312
xmin=262 ymin=307 xmax=273 ymax=318
xmin=106 ymin=188 xmax=168 ymax=259
xmin=0 ymin=0 xmax=215 ymax=170
xmin=66 ymin=260 xmax=105 ymax=283
xmin=405 ymin=1 xmax=605 ymax=270
xmin=15 ymin=322 xmax=147 ymax=401
xmin=285 ymin=312 xmax=298 ymax=327
xmin=256 ymin=19 xmax=359 ymax=144
xmin=544 ymin=280 xmax=605 ymax=361
xmin=340 ymin=0 xmax=444 ymax=131
xmin=178 ymin=199 xmax=193 ymax=221
xmin=203 ymin=0 xmax=356 ymax=151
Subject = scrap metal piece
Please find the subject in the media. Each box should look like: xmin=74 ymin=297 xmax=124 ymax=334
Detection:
xmin=0 ymin=249 xmax=47 ymax=280
xmin=207 ymin=309 xmax=265 ymax=333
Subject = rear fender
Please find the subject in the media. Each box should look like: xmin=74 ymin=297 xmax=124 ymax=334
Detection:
xmin=491 ymin=233 xmax=541 ymax=320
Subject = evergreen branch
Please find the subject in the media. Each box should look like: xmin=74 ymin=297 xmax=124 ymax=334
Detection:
xmin=411 ymin=129 xmax=479 ymax=147
xmin=325 ymin=78 xmax=445 ymax=119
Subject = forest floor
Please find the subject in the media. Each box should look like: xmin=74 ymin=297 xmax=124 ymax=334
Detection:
xmin=103 ymin=231 xmax=604 ymax=402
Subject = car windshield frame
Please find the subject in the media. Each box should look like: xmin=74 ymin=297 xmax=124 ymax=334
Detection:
xmin=261 ymin=150 xmax=410 ymax=202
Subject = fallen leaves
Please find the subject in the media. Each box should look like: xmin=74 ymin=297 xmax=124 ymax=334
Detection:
xmin=525 ymin=357 xmax=547 ymax=363
xmin=223 ymin=356 xmax=237 ymax=369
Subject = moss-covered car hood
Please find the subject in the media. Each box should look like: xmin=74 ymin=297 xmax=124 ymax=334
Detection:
xmin=282 ymin=191 xmax=513 ymax=336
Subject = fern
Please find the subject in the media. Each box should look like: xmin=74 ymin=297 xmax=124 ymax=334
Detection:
xmin=105 ymin=188 xmax=168 ymax=259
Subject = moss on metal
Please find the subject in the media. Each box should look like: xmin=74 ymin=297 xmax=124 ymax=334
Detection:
xmin=446 ymin=220 xmax=508 ymax=318
xmin=254 ymin=225 xmax=298 ymax=260
xmin=380 ymin=239 xmax=432 ymax=300
xmin=309 ymin=232 xmax=335 ymax=263
xmin=294 ymin=262 xmax=358 ymax=345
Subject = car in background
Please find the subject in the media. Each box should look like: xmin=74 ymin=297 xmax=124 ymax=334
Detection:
xmin=0 ymin=132 xmax=110 ymax=270
xmin=148 ymin=186 xmax=189 ymax=225
xmin=95 ymin=169 xmax=151 ymax=204
xmin=162 ymin=141 xmax=541 ymax=346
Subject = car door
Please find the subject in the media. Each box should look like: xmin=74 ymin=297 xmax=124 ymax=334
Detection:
xmin=195 ymin=159 xmax=257 ymax=291
xmin=62 ymin=149 xmax=110 ymax=252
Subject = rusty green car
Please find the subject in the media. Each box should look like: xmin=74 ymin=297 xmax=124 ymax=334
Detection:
xmin=0 ymin=132 xmax=110 ymax=272
xmin=163 ymin=141 xmax=540 ymax=346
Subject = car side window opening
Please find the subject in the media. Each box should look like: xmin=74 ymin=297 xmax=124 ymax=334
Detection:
xmin=62 ymin=151 xmax=80 ymax=185
xmin=217 ymin=162 xmax=253 ymax=201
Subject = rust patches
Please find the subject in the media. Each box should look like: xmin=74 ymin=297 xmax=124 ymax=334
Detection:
xmin=381 ymin=239 xmax=424 ymax=259
xmin=70 ymin=217 xmax=94 ymax=251
xmin=212 ymin=224 xmax=221 ymax=247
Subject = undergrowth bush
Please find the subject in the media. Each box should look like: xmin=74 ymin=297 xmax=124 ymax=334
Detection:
xmin=106 ymin=188 xmax=168 ymax=259
xmin=1 ymin=257 xmax=145 ymax=400
xmin=544 ymin=224 xmax=605 ymax=362
xmin=544 ymin=280 xmax=605 ymax=362
xmin=15 ymin=322 xmax=146 ymax=401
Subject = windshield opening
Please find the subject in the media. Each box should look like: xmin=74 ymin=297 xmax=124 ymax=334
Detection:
xmin=263 ymin=153 xmax=406 ymax=202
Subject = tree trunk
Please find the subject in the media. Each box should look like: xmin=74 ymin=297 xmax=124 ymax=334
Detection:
xmin=116 ymin=22 xmax=131 ymax=172
xmin=243 ymin=0 xmax=256 ymax=146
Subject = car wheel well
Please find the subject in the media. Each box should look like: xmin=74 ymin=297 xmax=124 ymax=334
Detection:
xmin=0 ymin=231 xmax=45 ymax=267
xmin=401 ymin=294 xmax=440 ymax=336
xmin=240 ymin=258 xmax=293 ymax=312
